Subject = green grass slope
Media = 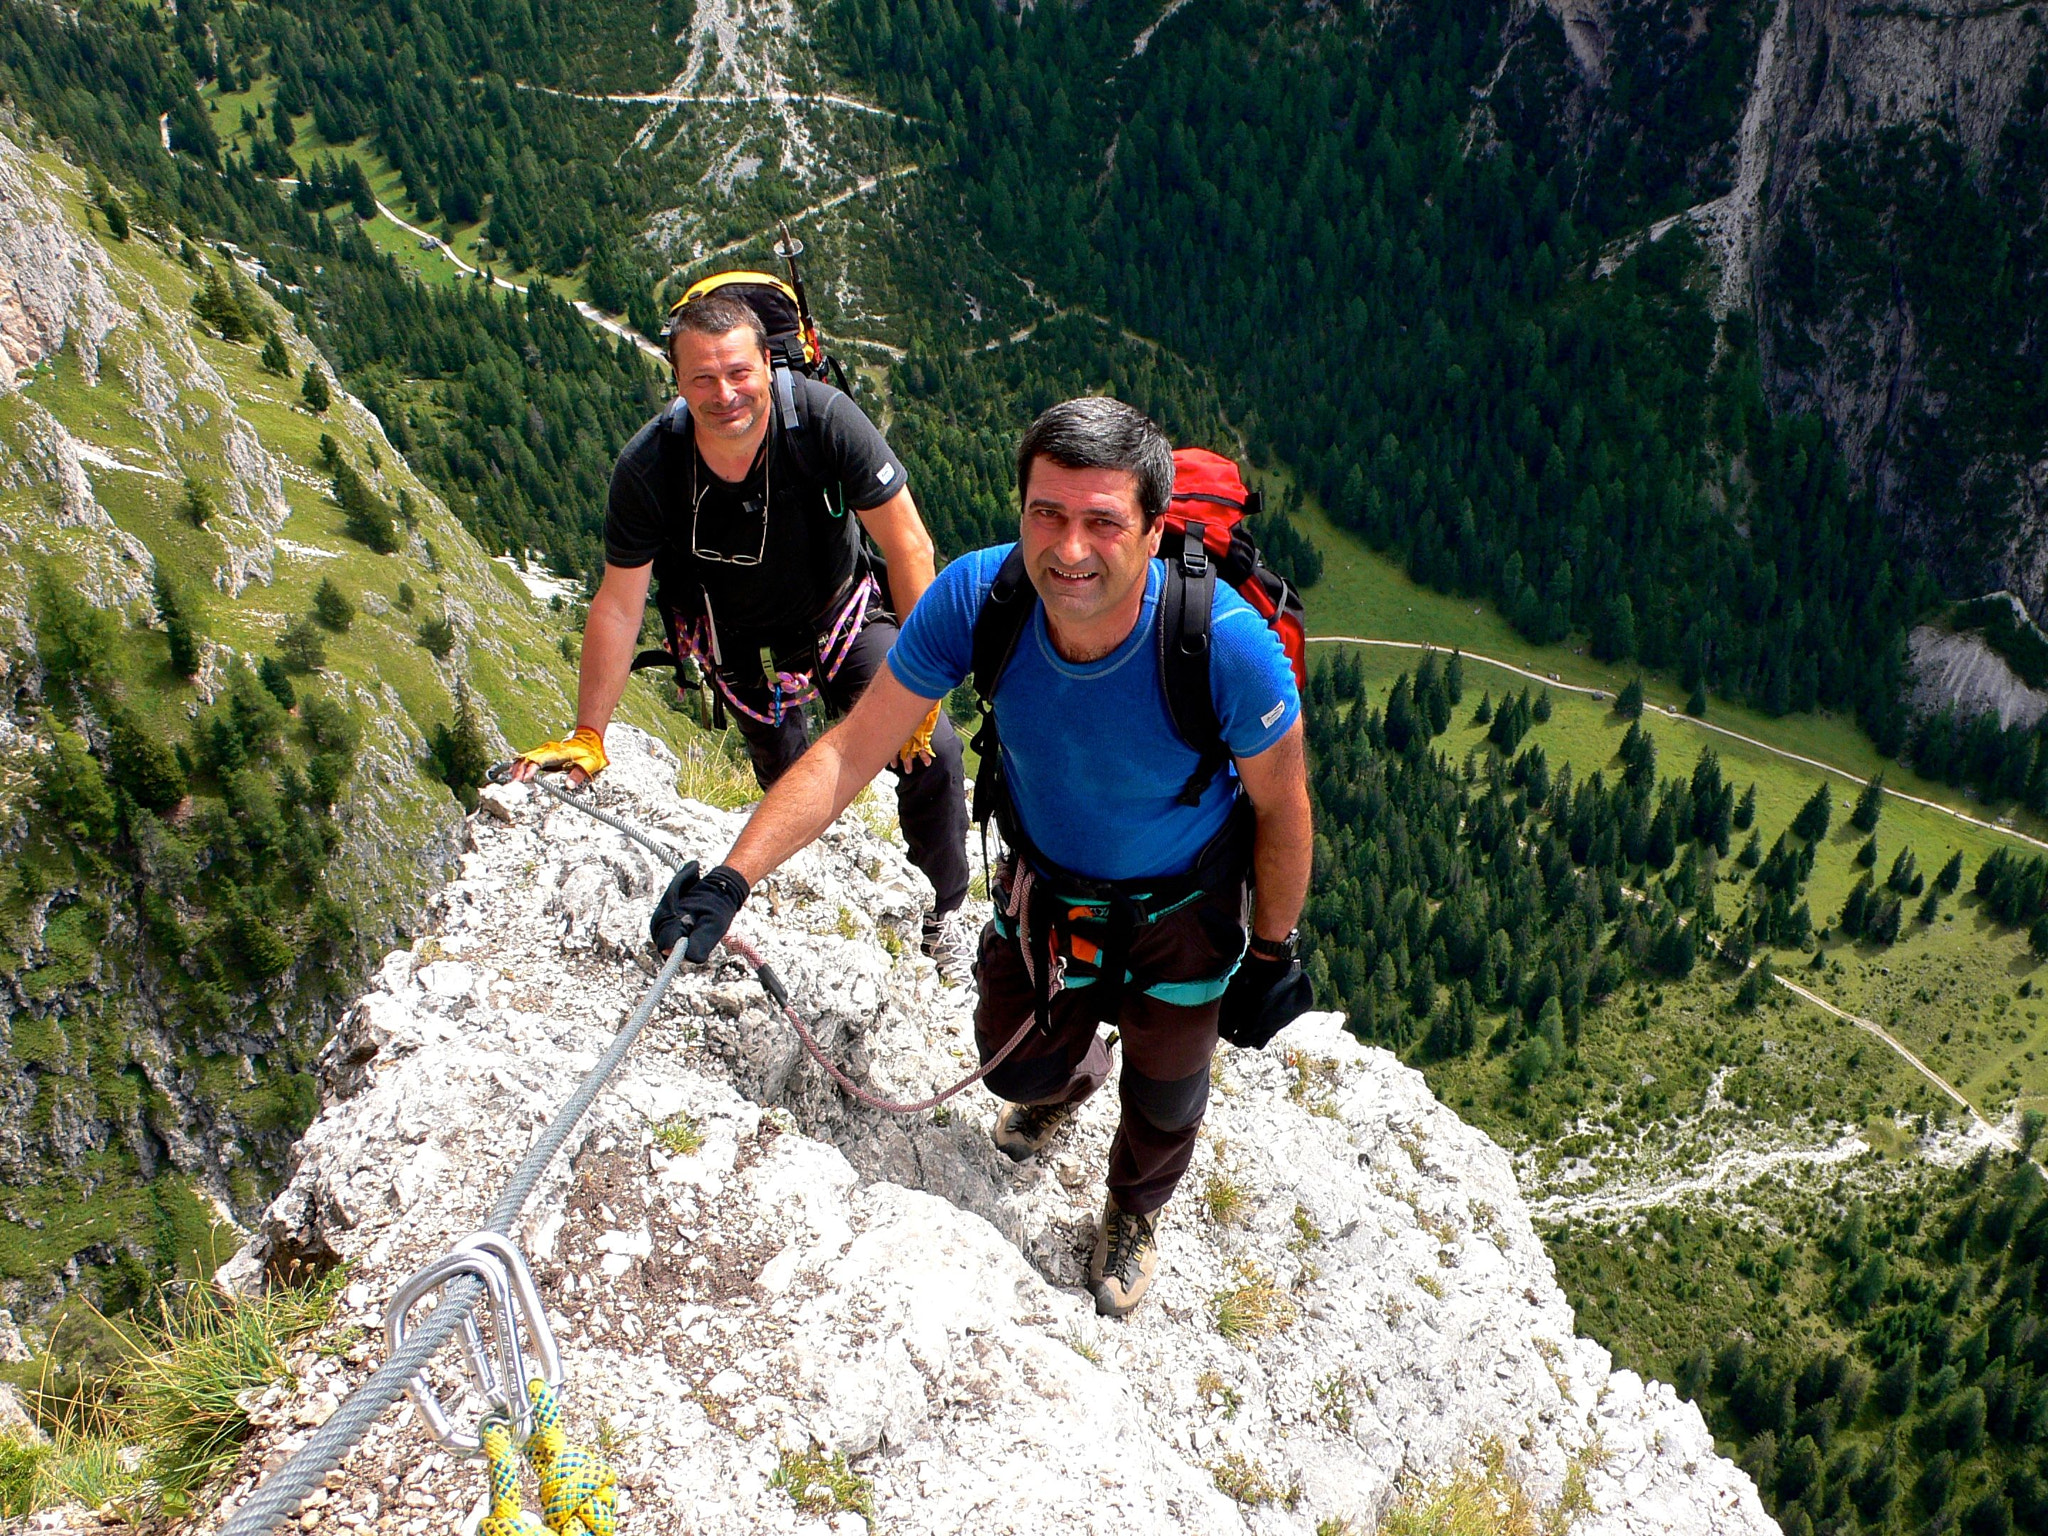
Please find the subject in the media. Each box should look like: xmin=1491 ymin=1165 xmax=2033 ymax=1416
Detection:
xmin=0 ymin=131 xmax=706 ymax=1349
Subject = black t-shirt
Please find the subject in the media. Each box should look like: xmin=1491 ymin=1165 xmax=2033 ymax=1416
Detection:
xmin=604 ymin=376 xmax=908 ymax=638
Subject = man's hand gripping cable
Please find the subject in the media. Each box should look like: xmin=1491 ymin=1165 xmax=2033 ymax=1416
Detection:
xmin=523 ymin=766 xmax=1039 ymax=1115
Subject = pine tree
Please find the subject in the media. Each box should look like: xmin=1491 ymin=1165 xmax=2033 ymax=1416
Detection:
xmin=260 ymin=332 xmax=290 ymax=376
xmin=1850 ymin=771 xmax=1886 ymax=832
xmin=192 ymin=260 xmax=252 ymax=341
xmin=1533 ymin=687 xmax=1552 ymax=723
xmin=1856 ymin=837 xmax=1878 ymax=869
xmin=301 ymin=363 xmax=332 ymax=413
xmin=1841 ymin=876 xmax=1871 ymax=939
xmin=107 ymin=708 xmax=186 ymax=813
xmin=153 ymin=564 xmax=202 ymax=677
xmin=257 ymin=655 xmax=296 ymax=708
xmin=1615 ymin=676 xmax=1644 ymax=720
xmin=1791 ymin=782 xmax=1833 ymax=842
xmin=312 ymin=578 xmax=355 ymax=632
xmin=278 ymin=619 xmax=327 ymax=674
xmin=1734 ymin=784 xmax=1757 ymax=830
xmin=1472 ymin=690 xmax=1492 ymax=725
xmin=433 ymin=686 xmax=493 ymax=809
xmin=1685 ymin=682 xmax=1707 ymax=718
xmin=1936 ymin=850 xmax=1964 ymax=894
xmin=418 ymin=614 xmax=457 ymax=658
xmin=179 ymin=474 xmax=214 ymax=528
xmin=100 ymin=190 xmax=129 ymax=242
xmin=332 ymin=462 xmax=398 ymax=553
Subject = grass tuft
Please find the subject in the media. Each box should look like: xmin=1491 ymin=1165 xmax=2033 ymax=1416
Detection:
xmin=1373 ymin=1438 xmax=1592 ymax=1536
xmin=653 ymin=1112 xmax=705 ymax=1156
xmin=1196 ymin=1368 xmax=1243 ymax=1419
xmin=1213 ymin=1262 xmax=1296 ymax=1344
xmin=1201 ymin=1170 xmax=1252 ymax=1226
xmin=7 ymin=1269 xmax=340 ymax=1519
xmin=771 ymin=1440 xmax=873 ymax=1521
xmin=1206 ymin=1450 xmax=1300 ymax=1508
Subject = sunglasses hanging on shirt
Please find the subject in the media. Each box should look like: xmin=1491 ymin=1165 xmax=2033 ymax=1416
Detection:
xmin=689 ymin=437 xmax=772 ymax=567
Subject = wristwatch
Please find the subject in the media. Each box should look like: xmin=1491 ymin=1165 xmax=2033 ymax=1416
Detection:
xmin=1247 ymin=928 xmax=1299 ymax=963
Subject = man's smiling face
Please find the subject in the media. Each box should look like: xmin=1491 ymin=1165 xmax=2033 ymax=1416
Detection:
xmin=1017 ymin=460 xmax=1162 ymax=658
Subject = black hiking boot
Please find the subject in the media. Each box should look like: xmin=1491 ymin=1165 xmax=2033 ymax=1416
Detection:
xmin=991 ymin=1099 xmax=1076 ymax=1163
xmin=1091 ymin=1198 xmax=1162 ymax=1318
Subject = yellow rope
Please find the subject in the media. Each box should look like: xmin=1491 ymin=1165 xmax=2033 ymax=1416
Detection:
xmin=478 ymin=1420 xmax=549 ymax=1536
xmin=524 ymin=1379 xmax=617 ymax=1536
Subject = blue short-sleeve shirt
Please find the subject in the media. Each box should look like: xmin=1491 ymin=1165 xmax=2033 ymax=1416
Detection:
xmin=887 ymin=544 xmax=1300 ymax=882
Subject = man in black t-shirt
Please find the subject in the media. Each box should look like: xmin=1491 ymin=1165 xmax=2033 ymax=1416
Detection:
xmin=512 ymin=291 xmax=974 ymax=977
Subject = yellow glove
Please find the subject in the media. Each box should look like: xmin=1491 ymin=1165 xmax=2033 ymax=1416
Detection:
xmin=517 ymin=727 xmax=608 ymax=781
xmin=896 ymin=704 xmax=940 ymax=771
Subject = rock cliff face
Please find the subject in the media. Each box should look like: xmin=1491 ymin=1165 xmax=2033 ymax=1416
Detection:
xmin=197 ymin=730 xmax=1774 ymax=1535
xmin=1494 ymin=0 xmax=2048 ymax=622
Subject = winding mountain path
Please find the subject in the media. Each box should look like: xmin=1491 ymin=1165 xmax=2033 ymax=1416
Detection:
xmin=665 ymin=162 xmax=923 ymax=277
xmin=1310 ymin=635 xmax=2048 ymax=856
xmin=1321 ymin=635 xmax=2048 ymax=1170
xmin=370 ymin=200 xmax=670 ymax=362
xmin=508 ymin=79 xmax=916 ymax=121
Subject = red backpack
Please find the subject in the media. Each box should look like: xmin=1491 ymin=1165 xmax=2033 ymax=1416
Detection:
xmin=969 ymin=447 xmax=1310 ymax=825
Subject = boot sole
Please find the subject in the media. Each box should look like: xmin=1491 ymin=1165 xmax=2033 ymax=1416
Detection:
xmin=1093 ymin=1281 xmax=1150 ymax=1318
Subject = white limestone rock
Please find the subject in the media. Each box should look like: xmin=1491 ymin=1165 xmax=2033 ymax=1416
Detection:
xmin=202 ymin=726 xmax=1774 ymax=1535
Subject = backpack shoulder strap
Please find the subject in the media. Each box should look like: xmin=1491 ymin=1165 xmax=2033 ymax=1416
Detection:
xmin=1159 ymin=527 xmax=1229 ymax=808
xmin=773 ymin=365 xmax=822 ymax=481
xmin=968 ymin=546 xmax=1035 ymax=835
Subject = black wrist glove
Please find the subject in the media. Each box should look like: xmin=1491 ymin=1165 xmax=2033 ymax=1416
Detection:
xmin=650 ymin=861 xmax=751 ymax=963
xmin=1217 ymin=950 xmax=1314 ymax=1050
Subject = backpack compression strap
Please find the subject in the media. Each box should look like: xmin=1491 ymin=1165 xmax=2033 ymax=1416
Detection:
xmin=967 ymin=546 xmax=1036 ymax=838
xmin=1158 ymin=522 xmax=1228 ymax=807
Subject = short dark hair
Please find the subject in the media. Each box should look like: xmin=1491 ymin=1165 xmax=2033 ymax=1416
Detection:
xmin=664 ymin=292 xmax=768 ymax=359
xmin=1015 ymin=397 xmax=1174 ymax=526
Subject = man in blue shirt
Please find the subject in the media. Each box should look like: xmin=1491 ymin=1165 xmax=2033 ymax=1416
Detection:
xmin=656 ymin=397 xmax=1313 ymax=1317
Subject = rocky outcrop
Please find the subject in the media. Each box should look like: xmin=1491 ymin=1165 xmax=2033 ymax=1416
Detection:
xmin=1494 ymin=0 xmax=2048 ymax=620
xmin=197 ymin=729 xmax=1773 ymax=1535
xmin=1908 ymin=622 xmax=2048 ymax=731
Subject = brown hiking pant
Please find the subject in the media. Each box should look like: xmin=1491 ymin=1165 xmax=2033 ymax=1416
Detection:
xmin=972 ymin=878 xmax=1246 ymax=1215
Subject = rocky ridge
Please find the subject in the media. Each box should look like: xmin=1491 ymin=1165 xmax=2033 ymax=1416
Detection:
xmin=186 ymin=728 xmax=1774 ymax=1535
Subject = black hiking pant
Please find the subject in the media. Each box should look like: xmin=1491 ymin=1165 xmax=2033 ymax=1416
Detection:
xmin=729 ymin=615 xmax=971 ymax=916
xmin=972 ymin=877 xmax=1246 ymax=1215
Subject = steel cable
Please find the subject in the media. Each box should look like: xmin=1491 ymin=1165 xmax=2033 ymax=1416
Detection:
xmin=218 ymin=940 xmax=689 ymax=1536
xmin=222 ymin=770 xmax=1007 ymax=1534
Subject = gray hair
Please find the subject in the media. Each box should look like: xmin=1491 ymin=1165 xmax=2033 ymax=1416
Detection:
xmin=1015 ymin=397 xmax=1174 ymax=526
xmin=664 ymin=292 xmax=768 ymax=359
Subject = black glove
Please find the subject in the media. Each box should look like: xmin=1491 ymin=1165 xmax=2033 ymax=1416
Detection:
xmin=1217 ymin=948 xmax=1314 ymax=1050
xmin=650 ymin=861 xmax=751 ymax=963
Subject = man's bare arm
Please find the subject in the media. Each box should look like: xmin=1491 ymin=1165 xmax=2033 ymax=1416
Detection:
xmin=856 ymin=487 xmax=937 ymax=617
xmin=724 ymin=666 xmax=938 ymax=885
xmin=1233 ymin=720 xmax=1312 ymax=943
xmin=574 ymin=562 xmax=654 ymax=737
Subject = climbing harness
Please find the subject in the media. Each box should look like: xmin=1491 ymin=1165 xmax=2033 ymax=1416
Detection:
xmin=644 ymin=569 xmax=878 ymax=729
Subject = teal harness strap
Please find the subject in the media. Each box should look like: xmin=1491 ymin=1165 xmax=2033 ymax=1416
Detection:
xmin=989 ymin=887 xmax=1245 ymax=1006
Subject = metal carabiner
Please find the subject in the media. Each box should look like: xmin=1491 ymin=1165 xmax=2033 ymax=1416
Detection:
xmin=383 ymin=1232 xmax=563 ymax=1455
